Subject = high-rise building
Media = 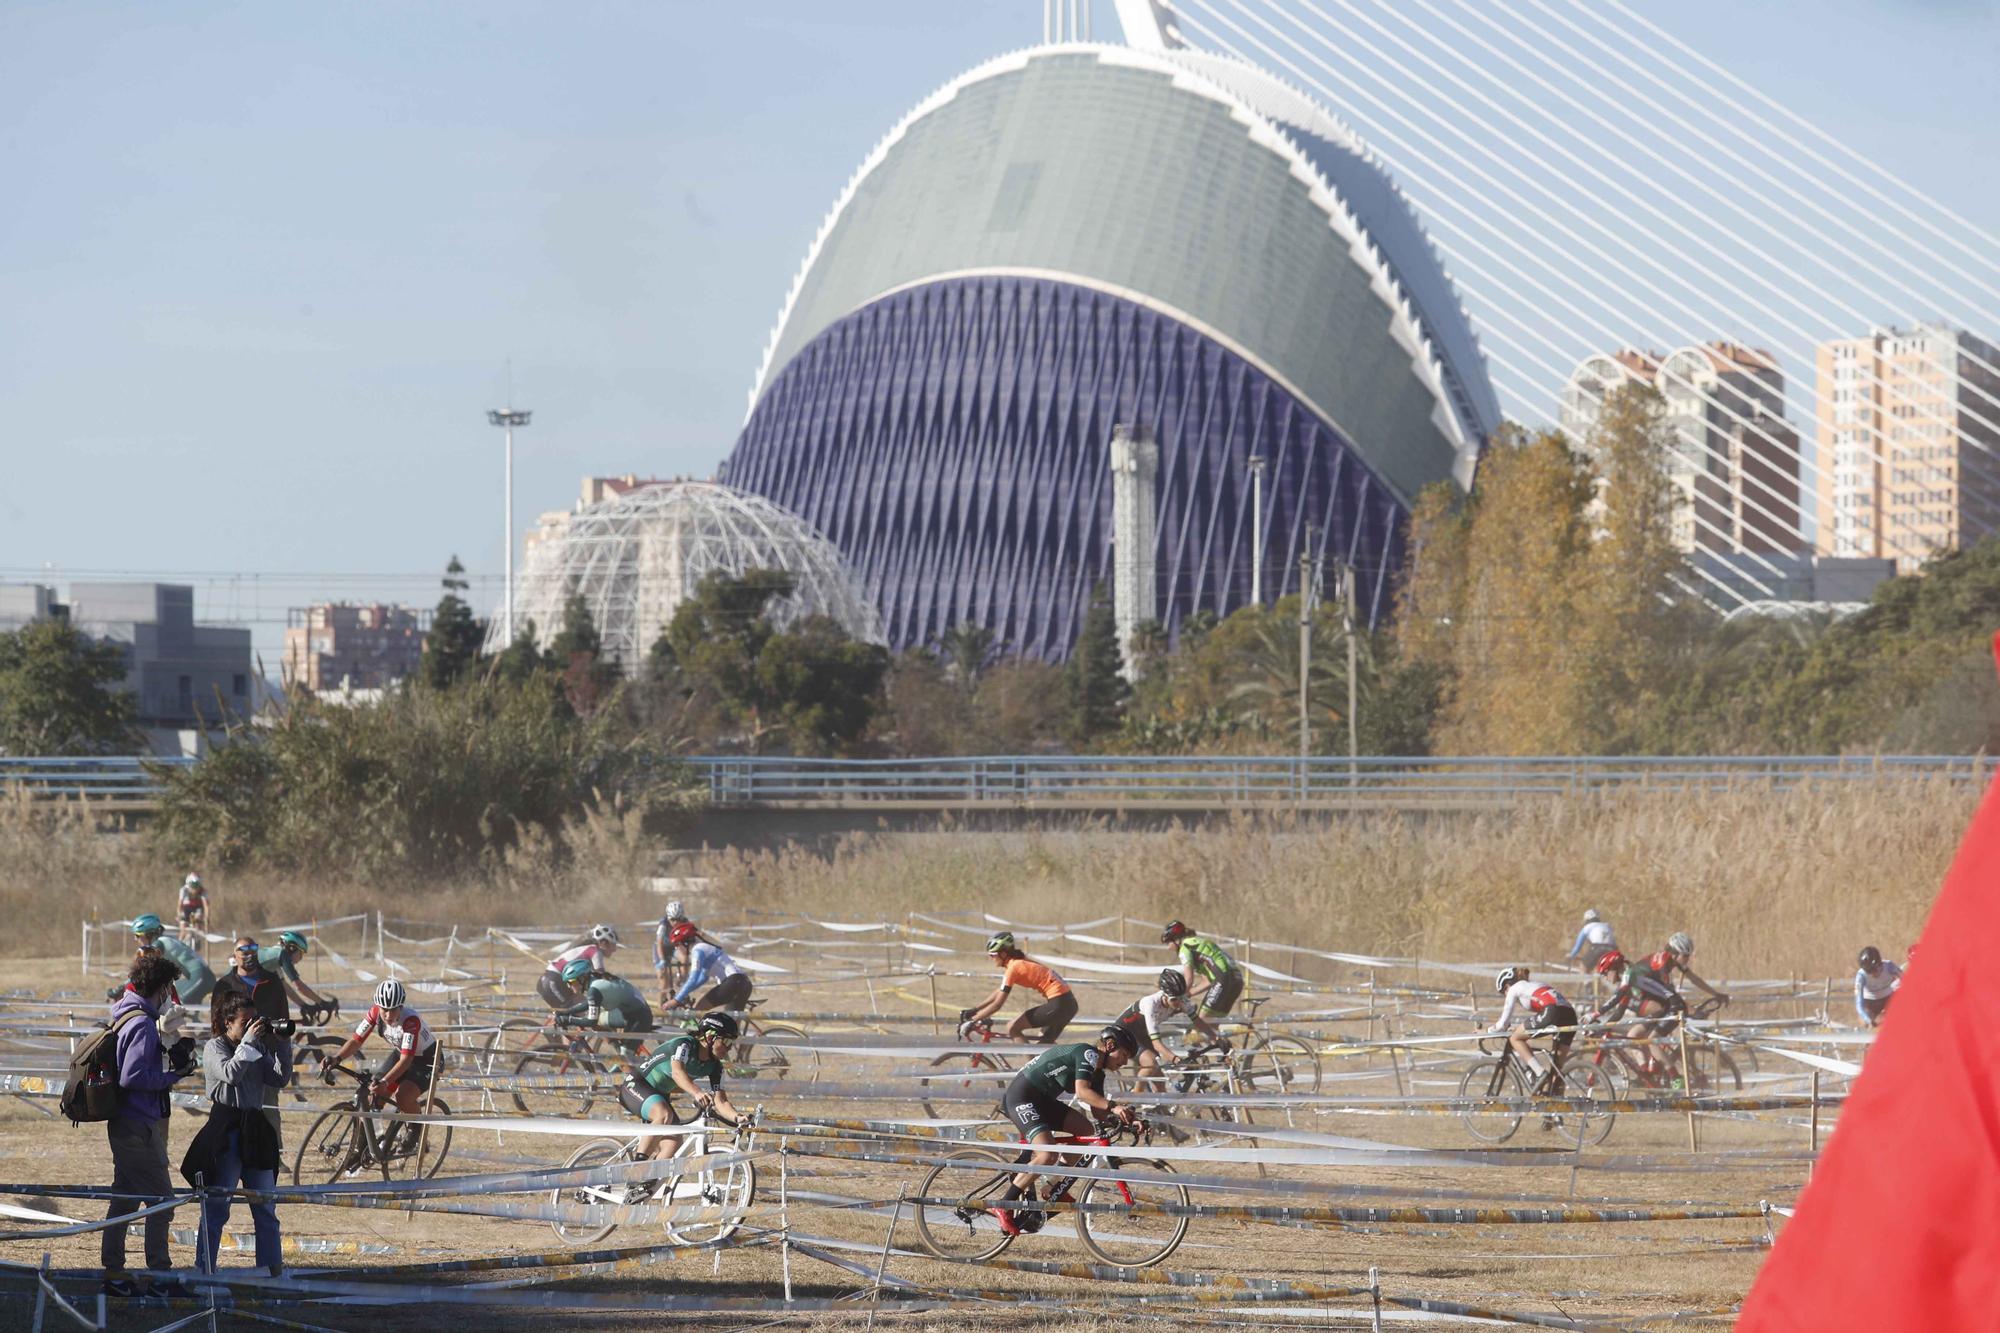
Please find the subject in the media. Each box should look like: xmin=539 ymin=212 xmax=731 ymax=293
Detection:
xmin=1815 ymin=323 xmax=2000 ymax=572
xmin=1561 ymin=343 xmax=1802 ymax=556
xmin=282 ymin=604 xmax=427 ymax=692
xmin=526 ymin=475 xmax=683 ymax=554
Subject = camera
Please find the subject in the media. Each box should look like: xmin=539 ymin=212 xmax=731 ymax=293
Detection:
xmin=266 ymin=1018 xmax=298 ymax=1039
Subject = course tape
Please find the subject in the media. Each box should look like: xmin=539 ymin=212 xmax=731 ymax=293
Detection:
xmin=916 ymin=1193 xmax=1764 ymax=1226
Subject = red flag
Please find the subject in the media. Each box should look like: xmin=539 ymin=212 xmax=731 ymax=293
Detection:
xmin=1739 ymin=632 xmax=2000 ymax=1329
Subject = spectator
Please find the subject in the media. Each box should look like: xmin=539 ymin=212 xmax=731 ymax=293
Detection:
xmin=183 ymin=991 xmax=287 ymax=1277
xmin=210 ymin=937 xmax=289 ymax=1144
xmin=102 ymin=953 xmax=196 ymax=1300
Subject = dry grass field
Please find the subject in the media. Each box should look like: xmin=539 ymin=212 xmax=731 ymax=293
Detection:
xmin=0 ymin=778 xmax=1960 ymax=1328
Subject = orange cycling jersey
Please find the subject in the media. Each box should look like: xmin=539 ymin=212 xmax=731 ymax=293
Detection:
xmin=1001 ymin=958 xmax=1070 ymax=998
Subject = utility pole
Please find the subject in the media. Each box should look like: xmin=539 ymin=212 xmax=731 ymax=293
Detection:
xmin=1342 ymin=561 xmax=1359 ymax=786
xmin=1298 ymin=529 xmax=1319 ymax=769
xmin=487 ymin=378 xmax=532 ymax=648
xmin=1248 ymin=455 xmax=1266 ymax=606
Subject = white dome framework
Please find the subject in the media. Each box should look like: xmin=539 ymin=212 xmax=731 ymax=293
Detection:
xmin=489 ymin=483 xmax=883 ymax=676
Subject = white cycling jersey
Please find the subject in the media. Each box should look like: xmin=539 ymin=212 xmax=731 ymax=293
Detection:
xmin=1494 ymin=979 xmax=1572 ymax=1030
xmin=547 ymin=942 xmax=608 ymax=977
xmin=1856 ymin=961 xmax=1903 ymax=1003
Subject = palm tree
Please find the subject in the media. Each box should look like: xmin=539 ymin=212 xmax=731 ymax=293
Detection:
xmin=939 ymin=623 xmax=998 ymax=689
xmin=1225 ymin=614 xmax=1368 ymax=750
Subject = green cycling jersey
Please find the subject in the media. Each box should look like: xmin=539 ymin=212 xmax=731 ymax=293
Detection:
xmin=1020 ymin=1041 xmax=1107 ymax=1099
xmin=1178 ymin=934 xmax=1236 ymax=983
xmin=636 ymin=1033 xmax=722 ymax=1095
xmin=578 ymin=975 xmax=650 ymax=1029
xmin=256 ymin=944 xmax=302 ymax=985
xmin=154 ymin=935 xmax=216 ymax=1005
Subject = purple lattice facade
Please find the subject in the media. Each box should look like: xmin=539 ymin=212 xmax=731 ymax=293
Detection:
xmin=722 ymin=275 xmax=1411 ymax=661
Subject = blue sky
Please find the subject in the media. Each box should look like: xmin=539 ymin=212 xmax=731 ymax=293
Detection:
xmin=3 ymin=0 xmax=1995 ymax=661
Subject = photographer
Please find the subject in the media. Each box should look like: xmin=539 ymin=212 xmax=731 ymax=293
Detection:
xmin=184 ymin=992 xmax=288 ymax=1276
xmin=102 ymin=954 xmax=196 ymax=1300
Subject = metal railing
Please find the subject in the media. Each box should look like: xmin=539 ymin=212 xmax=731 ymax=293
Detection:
xmin=690 ymin=753 xmax=1996 ymax=808
xmin=3 ymin=753 xmax=1992 ymax=812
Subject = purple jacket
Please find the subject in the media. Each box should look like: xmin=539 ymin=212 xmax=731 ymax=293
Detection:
xmin=109 ymin=989 xmax=184 ymax=1123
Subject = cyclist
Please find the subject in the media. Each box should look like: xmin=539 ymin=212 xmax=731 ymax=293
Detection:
xmin=259 ymin=931 xmax=338 ymax=1023
xmin=960 ymin=932 xmax=1077 ymax=1044
xmin=1113 ymin=968 xmax=1226 ymax=1089
xmin=176 ymin=874 xmax=208 ymax=943
xmin=130 ymin=914 xmax=215 ymax=1007
xmin=1587 ymin=949 xmax=1683 ymax=1082
xmin=653 ymin=900 xmax=719 ymax=1000
xmin=553 ymin=956 xmax=654 ymax=1055
xmin=540 ymin=924 xmax=622 ymax=1011
xmin=619 ymin=1011 xmax=747 ymax=1162
xmin=322 ymin=980 xmax=439 ymax=1156
xmin=1854 ymin=946 xmax=1903 ymax=1027
xmin=989 ymin=1025 xmax=1140 ymax=1236
xmin=665 ymin=922 xmax=753 ymax=1012
xmin=1645 ymin=933 xmax=1728 ymax=1007
xmin=1489 ymin=966 xmax=1578 ymax=1094
xmin=1160 ymin=921 xmax=1244 ymax=1030
xmin=1567 ymin=909 xmax=1616 ymax=972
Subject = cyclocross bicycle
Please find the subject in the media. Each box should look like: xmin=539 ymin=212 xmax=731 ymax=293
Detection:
xmin=547 ymin=1111 xmax=760 ymax=1247
xmin=1458 ymin=1035 xmax=1618 ymax=1147
xmin=292 ymin=1064 xmax=453 ymax=1185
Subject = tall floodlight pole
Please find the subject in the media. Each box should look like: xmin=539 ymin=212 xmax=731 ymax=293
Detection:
xmin=1342 ymin=561 xmax=1359 ymax=786
xmin=488 ymin=404 xmax=532 ymax=647
xmin=1248 ymin=455 xmax=1266 ymax=605
xmin=1298 ymin=530 xmax=1318 ymax=795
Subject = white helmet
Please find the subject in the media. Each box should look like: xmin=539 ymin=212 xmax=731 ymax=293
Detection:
xmin=1582 ymin=908 xmax=1600 ymax=924
xmin=1495 ymin=966 xmax=1525 ymax=994
xmin=663 ymin=899 xmax=686 ymax=924
xmin=590 ymin=923 xmax=621 ymax=947
xmin=374 ymin=979 xmax=407 ymax=1010
xmin=184 ymin=873 xmax=203 ymax=889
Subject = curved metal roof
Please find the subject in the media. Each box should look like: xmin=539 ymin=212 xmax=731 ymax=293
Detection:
xmin=747 ymin=43 xmax=1497 ymax=502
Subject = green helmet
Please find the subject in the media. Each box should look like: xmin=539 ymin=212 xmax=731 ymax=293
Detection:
xmin=131 ymin=914 xmax=164 ymax=938
xmin=560 ymin=957 xmax=593 ymax=984
xmin=985 ymin=931 xmax=1015 ymax=956
xmin=277 ymin=930 xmax=309 ymax=956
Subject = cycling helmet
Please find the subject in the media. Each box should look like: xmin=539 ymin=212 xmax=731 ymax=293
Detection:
xmin=1157 ymin=968 xmax=1188 ymax=999
xmin=374 ymin=979 xmax=407 ymax=1011
xmin=1099 ymin=1023 xmax=1139 ymax=1055
xmin=1495 ymin=966 xmax=1525 ymax=993
xmin=590 ymin=923 xmax=621 ymax=946
xmin=131 ymin=914 xmax=164 ymax=938
xmin=985 ymin=931 xmax=1015 ymax=956
xmin=669 ymin=921 xmax=697 ymax=947
xmin=561 ymin=957 xmax=594 ymax=984
xmin=277 ymin=930 xmax=309 ymax=956
xmin=697 ymin=1011 xmax=740 ymax=1042
xmin=1667 ymin=932 xmax=1695 ymax=958
xmin=663 ymin=899 xmax=686 ymax=923
xmin=1160 ymin=920 xmax=1190 ymax=945
xmin=1594 ymin=949 xmax=1627 ymax=975
xmin=183 ymin=873 xmax=202 ymax=888
xmin=1858 ymin=945 xmax=1883 ymax=970
xmin=1582 ymin=908 xmax=1600 ymax=924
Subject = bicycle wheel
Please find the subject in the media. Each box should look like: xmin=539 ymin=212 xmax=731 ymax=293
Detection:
xmin=1077 ymin=1157 xmax=1190 ymax=1268
xmin=1456 ymin=1058 xmax=1525 ymax=1144
xmin=920 ymin=1053 xmax=1010 ymax=1120
xmin=1684 ymin=1042 xmax=1743 ymax=1094
xmin=512 ymin=1048 xmax=601 ymax=1117
xmin=292 ymin=1110 xmax=385 ymax=1186
xmin=1556 ymin=1061 xmax=1619 ymax=1148
xmin=398 ymin=1098 xmax=454 ymax=1180
xmin=737 ymin=1022 xmax=817 ymax=1083
xmin=550 ymin=1137 xmax=635 ymax=1245
xmin=1236 ymin=1034 xmax=1323 ymax=1097
xmin=911 ymin=1147 xmax=1017 ymax=1261
xmin=662 ymin=1133 xmax=757 ymax=1244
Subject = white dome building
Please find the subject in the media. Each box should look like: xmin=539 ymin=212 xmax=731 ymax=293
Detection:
xmin=490 ymin=482 xmax=883 ymax=675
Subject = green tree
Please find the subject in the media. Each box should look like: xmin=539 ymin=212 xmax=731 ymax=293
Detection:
xmin=1062 ymin=586 xmax=1128 ymax=744
xmin=491 ymin=619 xmax=546 ymax=685
xmin=422 ymin=556 xmax=483 ymax=689
xmin=938 ymin=624 xmax=997 ymax=690
xmin=547 ymin=591 xmax=618 ymax=716
xmin=0 ymin=619 xmax=138 ymax=755
xmin=755 ymin=616 xmax=890 ymax=754
xmin=1223 ymin=598 xmax=1358 ymax=751
xmin=658 ymin=569 xmax=795 ymax=750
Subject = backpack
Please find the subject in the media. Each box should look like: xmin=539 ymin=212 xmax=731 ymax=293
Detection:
xmin=61 ymin=1009 xmax=145 ymax=1125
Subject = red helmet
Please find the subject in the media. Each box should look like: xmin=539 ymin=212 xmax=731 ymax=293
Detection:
xmin=1594 ymin=949 xmax=1626 ymax=976
xmin=669 ymin=922 xmax=697 ymax=946
xmin=1160 ymin=920 xmax=1190 ymax=945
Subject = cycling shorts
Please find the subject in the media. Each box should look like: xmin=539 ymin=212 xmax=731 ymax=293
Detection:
xmin=619 ymin=1077 xmax=684 ymax=1124
xmin=1019 ymin=991 xmax=1079 ymax=1041
xmin=177 ymin=907 xmax=204 ymax=927
xmin=1635 ymin=993 xmax=1685 ymax=1034
xmin=536 ymin=970 xmax=572 ymax=1010
xmin=1198 ymin=967 xmax=1245 ymax=1019
xmin=373 ymin=1046 xmax=437 ymax=1094
xmin=698 ymin=973 xmax=753 ymax=1012
xmin=1861 ymin=994 xmax=1892 ymax=1023
xmin=1000 ymin=1082 xmax=1072 ymax=1142
xmin=1531 ymin=1003 xmax=1579 ymax=1054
